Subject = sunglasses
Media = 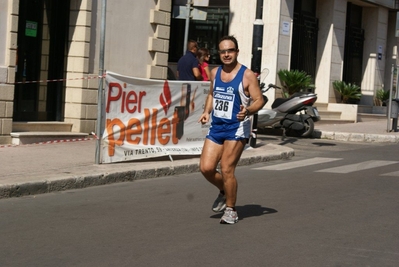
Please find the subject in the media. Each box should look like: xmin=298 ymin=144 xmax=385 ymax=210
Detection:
xmin=218 ymin=48 xmax=237 ymax=54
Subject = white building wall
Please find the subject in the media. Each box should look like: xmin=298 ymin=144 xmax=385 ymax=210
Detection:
xmin=229 ymin=0 xmax=257 ymax=69
xmin=64 ymin=0 xmax=96 ymax=133
xmin=261 ymin=0 xmax=294 ymax=107
xmin=361 ymin=7 xmax=388 ymax=106
xmin=315 ymin=0 xmax=346 ymax=103
xmin=230 ymin=0 xmax=294 ymax=108
xmin=384 ymin=11 xmax=398 ymax=97
xmin=90 ymin=0 xmax=171 ymax=79
xmin=65 ymin=0 xmax=171 ymax=133
xmin=0 ymin=1 xmax=7 ymax=66
xmin=276 ymin=0 xmax=294 ymax=73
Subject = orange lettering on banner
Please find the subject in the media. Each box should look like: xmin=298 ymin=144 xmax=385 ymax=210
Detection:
xmin=126 ymin=118 xmax=141 ymax=144
xmin=106 ymin=82 xmax=146 ymax=113
xmin=151 ymin=108 xmax=157 ymax=145
xmin=106 ymin=108 xmax=181 ymax=156
xmin=158 ymin=118 xmax=170 ymax=145
xmin=143 ymin=108 xmax=150 ymax=145
xmin=171 ymin=111 xmax=179 ymax=144
xmin=106 ymin=118 xmax=125 ymax=157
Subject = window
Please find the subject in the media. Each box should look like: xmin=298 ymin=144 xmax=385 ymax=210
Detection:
xmin=169 ymin=0 xmax=230 ymax=64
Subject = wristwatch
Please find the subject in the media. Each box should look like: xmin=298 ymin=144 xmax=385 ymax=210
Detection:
xmin=244 ymin=108 xmax=250 ymax=116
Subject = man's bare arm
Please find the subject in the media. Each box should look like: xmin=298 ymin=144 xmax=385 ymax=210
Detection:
xmin=193 ymin=67 xmax=203 ymax=81
xmin=243 ymin=69 xmax=264 ymax=115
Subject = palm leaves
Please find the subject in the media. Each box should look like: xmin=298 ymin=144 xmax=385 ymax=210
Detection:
xmin=332 ymin=81 xmax=362 ymax=104
xmin=376 ymin=88 xmax=389 ymax=101
xmin=277 ymin=69 xmax=315 ymax=97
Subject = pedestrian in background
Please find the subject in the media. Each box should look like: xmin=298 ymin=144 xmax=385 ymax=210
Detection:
xmin=197 ymin=35 xmax=264 ymax=224
xmin=177 ymin=40 xmax=202 ymax=81
xmin=197 ymin=47 xmax=211 ymax=81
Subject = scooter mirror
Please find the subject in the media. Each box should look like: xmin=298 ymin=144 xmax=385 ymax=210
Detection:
xmin=259 ymin=68 xmax=269 ymax=84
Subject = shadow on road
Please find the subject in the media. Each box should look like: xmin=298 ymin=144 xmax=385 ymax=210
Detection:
xmin=210 ymin=204 xmax=278 ymax=220
xmin=311 ymin=142 xmax=336 ymax=147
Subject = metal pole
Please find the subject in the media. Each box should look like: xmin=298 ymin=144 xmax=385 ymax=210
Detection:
xmin=95 ymin=0 xmax=107 ymax=164
xmin=249 ymin=0 xmax=264 ymax=148
xmin=183 ymin=0 xmax=191 ymax=55
xmin=387 ymin=64 xmax=394 ymax=132
xmin=396 ymin=64 xmax=399 ymax=99
xmin=394 ymin=65 xmax=399 ymax=132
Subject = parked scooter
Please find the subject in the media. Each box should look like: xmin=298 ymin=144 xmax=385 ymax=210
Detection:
xmin=257 ymin=82 xmax=321 ymax=138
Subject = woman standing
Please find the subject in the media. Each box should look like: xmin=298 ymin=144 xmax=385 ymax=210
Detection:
xmin=197 ymin=47 xmax=211 ymax=81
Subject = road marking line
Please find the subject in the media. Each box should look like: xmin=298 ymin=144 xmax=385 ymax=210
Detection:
xmin=380 ymin=170 xmax=399 ymax=176
xmin=253 ymin=157 xmax=342 ymax=170
xmin=316 ymin=160 xmax=399 ymax=173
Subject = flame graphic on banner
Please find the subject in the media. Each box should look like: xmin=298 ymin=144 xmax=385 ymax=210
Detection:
xmin=159 ymin=80 xmax=172 ymax=115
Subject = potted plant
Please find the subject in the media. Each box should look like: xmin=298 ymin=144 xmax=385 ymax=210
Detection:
xmin=332 ymin=80 xmax=362 ymax=104
xmin=277 ymin=69 xmax=315 ymax=98
xmin=375 ymin=88 xmax=389 ymax=106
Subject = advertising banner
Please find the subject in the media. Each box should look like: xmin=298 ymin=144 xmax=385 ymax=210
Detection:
xmin=102 ymin=71 xmax=211 ymax=163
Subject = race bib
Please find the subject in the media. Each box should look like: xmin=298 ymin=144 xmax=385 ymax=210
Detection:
xmin=213 ymin=92 xmax=235 ymax=119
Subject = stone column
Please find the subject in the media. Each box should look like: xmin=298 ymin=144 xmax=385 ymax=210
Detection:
xmin=230 ymin=0 xmax=294 ymax=107
xmin=361 ymin=7 xmax=388 ymax=106
xmin=0 ymin=0 xmax=18 ymax=144
xmin=315 ymin=0 xmax=346 ymax=104
xmin=64 ymin=0 xmax=96 ymax=133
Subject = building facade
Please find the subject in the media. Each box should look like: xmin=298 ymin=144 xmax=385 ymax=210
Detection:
xmin=0 ymin=0 xmax=398 ymax=144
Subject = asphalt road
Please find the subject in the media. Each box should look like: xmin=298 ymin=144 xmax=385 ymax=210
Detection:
xmin=0 ymin=137 xmax=398 ymax=267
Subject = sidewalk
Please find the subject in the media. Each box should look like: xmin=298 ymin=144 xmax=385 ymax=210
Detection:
xmin=1 ymin=119 xmax=398 ymax=199
xmin=0 ymin=139 xmax=294 ymax=199
xmin=314 ymin=119 xmax=399 ymax=143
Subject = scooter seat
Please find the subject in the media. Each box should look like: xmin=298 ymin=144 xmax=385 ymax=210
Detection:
xmin=271 ymin=92 xmax=315 ymax=109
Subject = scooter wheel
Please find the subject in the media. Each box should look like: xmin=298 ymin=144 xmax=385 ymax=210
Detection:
xmin=286 ymin=118 xmax=314 ymax=138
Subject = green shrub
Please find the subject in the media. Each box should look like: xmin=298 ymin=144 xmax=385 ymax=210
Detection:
xmin=277 ymin=69 xmax=315 ymax=97
xmin=332 ymin=80 xmax=362 ymax=104
xmin=376 ymin=89 xmax=389 ymax=102
xmin=374 ymin=88 xmax=389 ymax=106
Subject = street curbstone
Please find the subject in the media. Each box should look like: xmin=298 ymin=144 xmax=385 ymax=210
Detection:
xmin=0 ymin=144 xmax=294 ymax=200
xmin=8 ymin=181 xmax=48 ymax=198
xmin=316 ymin=130 xmax=399 ymax=143
xmin=348 ymin=133 xmax=366 ymax=142
xmin=364 ymin=134 xmax=398 ymax=143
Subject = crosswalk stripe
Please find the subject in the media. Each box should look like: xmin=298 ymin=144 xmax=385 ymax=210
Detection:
xmin=315 ymin=160 xmax=398 ymax=173
xmin=253 ymin=157 xmax=342 ymax=170
xmin=378 ymin=170 xmax=399 ymax=176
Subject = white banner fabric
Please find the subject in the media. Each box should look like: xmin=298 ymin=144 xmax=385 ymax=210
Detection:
xmin=102 ymin=71 xmax=211 ymax=163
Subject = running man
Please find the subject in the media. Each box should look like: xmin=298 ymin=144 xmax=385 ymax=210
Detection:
xmin=198 ymin=35 xmax=265 ymax=224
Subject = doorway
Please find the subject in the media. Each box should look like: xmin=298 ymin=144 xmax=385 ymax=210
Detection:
xmin=13 ymin=0 xmax=70 ymax=121
xmin=343 ymin=3 xmax=364 ymax=86
xmin=290 ymin=0 xmax=318 ymax=79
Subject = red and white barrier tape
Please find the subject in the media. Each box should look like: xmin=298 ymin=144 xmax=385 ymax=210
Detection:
xmin=0 ymin=74 xmax=105 ymax=85
xmin=0 ymin=136 xmax=96 ymax=148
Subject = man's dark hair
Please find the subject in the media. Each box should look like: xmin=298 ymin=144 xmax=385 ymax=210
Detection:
xmin=219 ymin=35 xmax=239 ymax=50
xmin=187 ymin=40 xmax=198 ymax=50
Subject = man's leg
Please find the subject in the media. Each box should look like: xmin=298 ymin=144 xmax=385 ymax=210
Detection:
xmin=199 ymin=138 xmax=224 ymax=190
xmin=219 ymin=139 xmax=246 ymax=208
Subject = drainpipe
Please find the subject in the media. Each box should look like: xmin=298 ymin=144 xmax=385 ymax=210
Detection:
xmin=249 ymin=0 xmax=264 ymax=148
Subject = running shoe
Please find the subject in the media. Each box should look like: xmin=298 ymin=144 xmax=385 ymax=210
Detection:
xmin=212 ymin=193 xmax=226 ymax=212
xmin=220 ymin=207 xmax=238 ymax=224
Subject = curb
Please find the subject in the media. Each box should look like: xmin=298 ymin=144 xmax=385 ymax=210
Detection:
xmin=0 ymin=144 xmax=294 ymax=199
xmin=314 ymin=130 xmax=399 ymax=143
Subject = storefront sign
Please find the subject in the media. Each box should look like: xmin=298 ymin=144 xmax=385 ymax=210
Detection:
xmin=25 ymin=21 xmax=38 ymax=37
xmin=281 ymin=21 xmax=290 ymax=36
